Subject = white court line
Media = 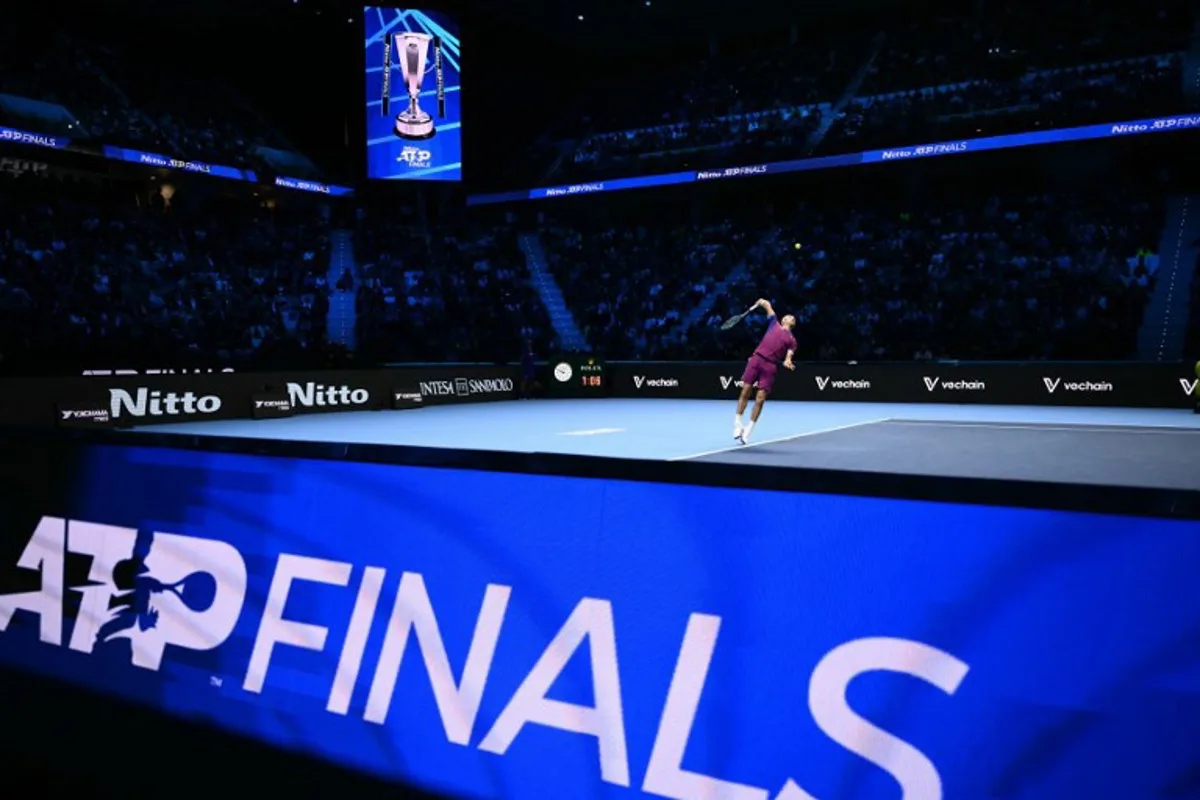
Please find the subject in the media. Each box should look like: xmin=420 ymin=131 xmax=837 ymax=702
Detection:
xmin=887 ymin=420 xmax=1200 ymax=434
xmin=559 ymin=428 xmax=626 ymax=436
xmin=668 ymin=418 xmax=893 ymax=461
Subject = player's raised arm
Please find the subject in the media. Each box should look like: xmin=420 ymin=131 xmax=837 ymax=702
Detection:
xmin=758 ymin=298 xmax=776 ymax=318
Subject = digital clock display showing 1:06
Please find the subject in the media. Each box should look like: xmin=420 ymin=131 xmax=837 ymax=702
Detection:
xmin=580 ymin=374 xmax=602 ymax=387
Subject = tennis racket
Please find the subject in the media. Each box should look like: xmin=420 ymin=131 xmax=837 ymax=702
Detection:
xmin=720 ymin=303 xmax=759 ymax=331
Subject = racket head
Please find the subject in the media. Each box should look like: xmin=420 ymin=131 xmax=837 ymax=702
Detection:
xmin=720 ymin=313 xmax=744 ymax=331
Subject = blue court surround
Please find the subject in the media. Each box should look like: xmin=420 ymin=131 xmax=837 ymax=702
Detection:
xmin=1 ymin=436 xmax=1200 ymax=799
xmin=131 ymin=398 xmax=1200 ymax=461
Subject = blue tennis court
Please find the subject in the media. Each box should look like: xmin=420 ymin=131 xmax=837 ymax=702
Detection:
xmin=129 ymin=399 xmax=1200 ymax=490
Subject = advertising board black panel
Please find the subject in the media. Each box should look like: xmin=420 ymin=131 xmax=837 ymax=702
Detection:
xmin=609 ymin=362 xmax=1197 ymax=409
xmin=0 ymin=364 xmax=524 ymax=429
xmin=1 ymin=362 xmax=1194 ymax=430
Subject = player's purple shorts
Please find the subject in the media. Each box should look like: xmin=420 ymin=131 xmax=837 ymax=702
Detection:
xmin=741 ymin=354 xmax=778 ymax=393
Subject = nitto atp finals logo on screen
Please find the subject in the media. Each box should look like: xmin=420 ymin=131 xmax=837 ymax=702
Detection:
xmin=364 ymin=7 xmax=462 ymax=181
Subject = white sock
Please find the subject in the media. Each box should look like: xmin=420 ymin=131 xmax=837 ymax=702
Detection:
xmin=734 ymin=413 xmax=744 ymax=428
xmin=744 ymin=420 xmax=756 ymax=439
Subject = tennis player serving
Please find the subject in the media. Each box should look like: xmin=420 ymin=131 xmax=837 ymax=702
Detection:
xmin=734 ymin=298 xmax=796 ymax=444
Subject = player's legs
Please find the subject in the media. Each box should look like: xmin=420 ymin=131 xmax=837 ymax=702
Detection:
xmin=742 ymin=389 xmax=770 ymax=441
xmin=734 ymin=360 xmax=762 ymax=441
xmin=741 ymin=365 xmax=777 ymax=443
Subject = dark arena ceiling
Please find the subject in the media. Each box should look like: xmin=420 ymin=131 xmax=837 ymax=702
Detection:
xmin=94 ymin=0 xmax=911 ymax=51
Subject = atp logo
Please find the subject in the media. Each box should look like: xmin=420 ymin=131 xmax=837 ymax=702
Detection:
xmin=0 ymin=517 xmax=246 ymax=670
xmin=398 ymin=146 xmax=432 ymax=167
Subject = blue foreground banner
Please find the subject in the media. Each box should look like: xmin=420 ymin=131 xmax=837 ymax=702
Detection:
xmin=2 ymin=443 xmax=1200 ymax=798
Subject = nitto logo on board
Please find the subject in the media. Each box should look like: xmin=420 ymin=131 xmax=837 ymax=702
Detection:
xmin=109 ymin=388 xmax=222 ymax=418
xmin=286 ymin=382 xmax=369 ymax=408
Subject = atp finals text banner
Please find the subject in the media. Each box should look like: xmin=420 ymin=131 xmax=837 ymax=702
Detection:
xmin=1 ymin=442 xmax=1199 ymax=799
xmin=467 ymin=113 xmax=1200 ymax=205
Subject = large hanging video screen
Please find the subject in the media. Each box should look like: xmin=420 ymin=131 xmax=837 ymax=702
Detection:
xmin=364 ymin=7 xmax=461 ymax=181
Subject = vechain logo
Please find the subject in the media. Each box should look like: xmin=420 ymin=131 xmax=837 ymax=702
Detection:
xmin=0 ymin=516 xmax=969 ymax=800
xmin=110 ymin=388 xmax=222 ymax=419
xmin=633 ymin=376 xmax=679 ymax=389
xmin=553 ymin=363 xmax=573 ymax=383
xmin=1181 ymin=378 xmax=1199 ymax=397
xmin=923 ymin=377 xmax=986 ymax=392
xmin=1043 ymin=377 xmax=1114 ymax=394
xmin=720 ymin=376 xmax=743 ymax=390
xmin=815 ymin=377 xmax=871 ymax=391
xmin=286 ymin=382 xmax=369 ymax=408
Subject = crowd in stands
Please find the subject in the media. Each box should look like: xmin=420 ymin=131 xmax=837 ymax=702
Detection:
xmin=541 ymin=216 xmax=747 ymax=358
xmin=531 ymin=183 xmax=1164 ymax=363
xmin=0 ymin=169 xmax=337 ymax=375
xmin=0 ymin=159 xmax=1182 ymax=375
xmin=0 ymin=25 xmax=299 ymax=176
xmin=686 ymin=189 xmax=1163 ymax=362
xmin=353 ymin=210 xmax=555 ymax=364
xmin=1187 ymin=253 xmax=1200 ymax=362
xmin=818 ymin=54 xmax=1184 ymax=155
xmin=548 ymin=0 xmax=1194 ymax=183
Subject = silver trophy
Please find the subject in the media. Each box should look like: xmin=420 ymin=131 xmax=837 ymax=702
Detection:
xmin=393 ymin=32 xmax=435 ymax=139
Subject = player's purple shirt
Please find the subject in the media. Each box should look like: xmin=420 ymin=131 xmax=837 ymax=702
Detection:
xmin=754 ymin=316 xmax=797 ymax=364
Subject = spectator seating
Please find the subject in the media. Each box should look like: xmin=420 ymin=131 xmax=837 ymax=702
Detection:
xmin=353 ymin=210 xmax=555 ymax=364
xmin=693 ymin=190 xmax=1163 ymax=362
xmin=540 ymin=211 xmax=748 ymax=359
xmin=540 ymin=0 xmax=1194 ymax=184
xmin=536 ymin=185 xmax=1164 ymax=362
xmin=0 ymin=169 xmax=336 ymax=375
xmin=0 ymin=26 xmax=313 ymax=178
xmin=1186 ymin=253 xmax=1200 ymax=361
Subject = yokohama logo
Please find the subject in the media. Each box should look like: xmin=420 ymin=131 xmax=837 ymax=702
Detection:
xmin=1043 ymin=378 xmax=1114 ymax=393
xmin=923 ymin=377 xmax=985 ymax=391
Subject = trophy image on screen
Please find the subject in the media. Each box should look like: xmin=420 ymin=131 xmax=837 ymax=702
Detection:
xmin=393 ymin=32 xmax=435 ymax=139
